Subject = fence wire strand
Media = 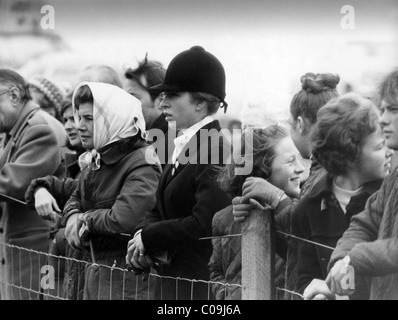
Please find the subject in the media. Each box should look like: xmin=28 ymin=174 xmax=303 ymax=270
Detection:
xmin=0 ymin=221 xmax=332 ymax=300
xmin=0 ymin=241 xmax=241 ymax=300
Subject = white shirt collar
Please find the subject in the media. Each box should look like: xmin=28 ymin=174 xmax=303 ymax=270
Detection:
xmin=332 ymin=179 xmax=363 ymax=213
xmin=172 ymin=115 xmax=214 ymax=164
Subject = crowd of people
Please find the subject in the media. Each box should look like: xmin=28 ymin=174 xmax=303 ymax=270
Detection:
xmin=0 ymin=45 xmax=397 ymax=300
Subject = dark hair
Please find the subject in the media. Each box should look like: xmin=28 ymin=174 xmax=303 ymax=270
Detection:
xmin=310 ymin=93 xmax=380 ymax=177
xmin=60 ymin=99 xmax=72 ymax=116
xmin=375 ymin=67 xmax=398 ymax=106
xmin=78 ymin=65 xmax=122 ymax=88
xmin=124 ymin=53 xmax=166 ymax=100
xmin=0 ymin=68 xmax=31 ymax=102
xmin=73 ymin=85 xmax=93 ymax=109
xmin=217 ymin=125 xmax=289 ymax=197
xmin=290 ymin=73 xmax=340 ymax=128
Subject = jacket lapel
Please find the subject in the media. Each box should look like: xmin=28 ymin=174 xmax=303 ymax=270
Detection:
xmin=163 ymin=120 xmax=221 ymax=188
xmin=0 ymin=102 xmax=38 ymax=168
xmin=155 ymin=163 xmax=173 ymax=219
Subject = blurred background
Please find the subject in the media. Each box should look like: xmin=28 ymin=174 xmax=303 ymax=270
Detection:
xmin=1 ymin=0 xmax=397 ymax=128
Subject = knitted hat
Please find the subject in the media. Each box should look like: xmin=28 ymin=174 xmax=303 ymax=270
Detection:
xmin=29 ymin=76 xmax=65 ymax=113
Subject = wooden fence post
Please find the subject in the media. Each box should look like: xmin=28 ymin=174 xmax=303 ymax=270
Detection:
xmin=241 ymin=207 xmax=275 ymax=300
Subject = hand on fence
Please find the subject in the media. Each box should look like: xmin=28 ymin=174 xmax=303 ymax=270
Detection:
xmin=126 ymin=232 xmax=154 ymax=271
xmin=232 ymin=196 xmax=267 ymax=223
xmin=34 ymin=187 xmax=61 ymax=221
xmin=326 ymin=256 xmax=355 ymax=297
xmin=78 ymin=220 xmax=91 ymax=248
xmin=65 ymin=212 xmax=84 ymax=249
xmin=303 ymin=278 xmax=335 ymax=300
xmin=241 ymin=177 xmax=285 ymax=209
xmin=232 ymin=196 xmax=252 ymax=222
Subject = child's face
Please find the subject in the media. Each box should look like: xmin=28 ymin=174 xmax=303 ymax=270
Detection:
xmin=269 ymin=136 xmax=305 ymax=199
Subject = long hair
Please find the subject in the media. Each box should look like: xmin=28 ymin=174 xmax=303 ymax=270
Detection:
xmin=217 ymin=125 xmax=289 ymax=197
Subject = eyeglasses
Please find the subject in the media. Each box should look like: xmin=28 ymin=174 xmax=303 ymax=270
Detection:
xmin=0 ymin=89 xmax=10 ymax=97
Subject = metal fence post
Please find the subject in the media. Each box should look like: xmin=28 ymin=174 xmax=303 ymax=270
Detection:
xmin=241 ymin=207 xmax=275 ymax=300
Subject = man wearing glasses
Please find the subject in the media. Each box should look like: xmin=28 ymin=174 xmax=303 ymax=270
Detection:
xmin=0 ymin=69 xmax=62 ymax=300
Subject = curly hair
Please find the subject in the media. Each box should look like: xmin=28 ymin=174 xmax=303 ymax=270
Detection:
xmin=217 ymin=125 xmax=289 ymax=197
xmin=310 ymin=93 xmax=380 ymax=177
xmin=290 ymin=72 xmax=340 ymax=128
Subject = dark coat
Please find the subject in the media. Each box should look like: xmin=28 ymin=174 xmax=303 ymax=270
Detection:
xmin=25 ymin=153 xmax=80 ymax=211
xmin=329 ymin=168 xmax=398 ymax=300
xmin=141 ymin=120 xmax=232 ymax=300
xmin=25 ymin=151 xmax=83 ymax=300
xmin=276 ymin=158 xmax=325 ymax=299
xmin=292 ymin=172 xmax=382 ymax=298
xmin=147 ymin=113 xmax=176 ymax=169
xmin=0 ymin=101 xmax=61 ymax=300
xmin=62 ymin=137 xmax=161 ymax=300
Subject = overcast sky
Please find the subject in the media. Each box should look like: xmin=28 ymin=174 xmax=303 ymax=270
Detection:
xmin=6 ymin=0 xmax=398 ymax=120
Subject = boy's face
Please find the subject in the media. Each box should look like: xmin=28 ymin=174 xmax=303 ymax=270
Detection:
xmin=379 ymin=97 xmax=398 ymax=151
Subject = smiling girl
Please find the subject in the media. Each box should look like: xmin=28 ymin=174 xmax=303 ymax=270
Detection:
xmin=209 ymin=125 xmax=304 ymax=300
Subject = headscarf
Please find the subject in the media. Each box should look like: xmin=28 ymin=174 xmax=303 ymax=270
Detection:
xmin=72 ymin=82 xmax=147 ymax=170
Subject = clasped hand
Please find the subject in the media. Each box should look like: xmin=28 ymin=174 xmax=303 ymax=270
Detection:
xmin=125 ymin=232 xmax=154 ymax=272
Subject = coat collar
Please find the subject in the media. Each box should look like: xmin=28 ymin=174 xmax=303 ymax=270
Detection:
xmin=99 ymin=136 xmax=146 ymax=165
xmin=8 ymin=100 xmax=39 ymax=139
xmin=148 ymin=113 xmax=168 ymax=133
xmin=307 ymin=170 xmax=383 ymax=200
xmin=307 ymin=171 xmax=332 ymax=200
xmin=174 ymin=119 xmax=221 ymax=166
xmin=162 ymin=119 xmax=222 ymax=188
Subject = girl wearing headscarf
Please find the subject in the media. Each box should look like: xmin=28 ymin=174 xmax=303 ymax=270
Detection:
xmin=61 ymin=82 xmax=161 ymax=300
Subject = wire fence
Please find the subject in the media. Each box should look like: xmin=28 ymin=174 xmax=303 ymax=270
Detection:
xmin=0 ymin=229 xmax=333 ymax=300
xmin=0 ymin=241 xmax=242 ymax=300
xmin=0 ymin=209 xmax=337 ymax=300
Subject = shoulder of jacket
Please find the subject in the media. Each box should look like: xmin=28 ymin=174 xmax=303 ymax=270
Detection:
xmin=13 ymin=110 xmax=54 ymax=143
xmin=129 ymin=145 xmax=161 ymax=169
xmin=26 ymin=111 xmax=50 ymax=127
xmin=293 ymin=193 xmax=320 ymax=221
